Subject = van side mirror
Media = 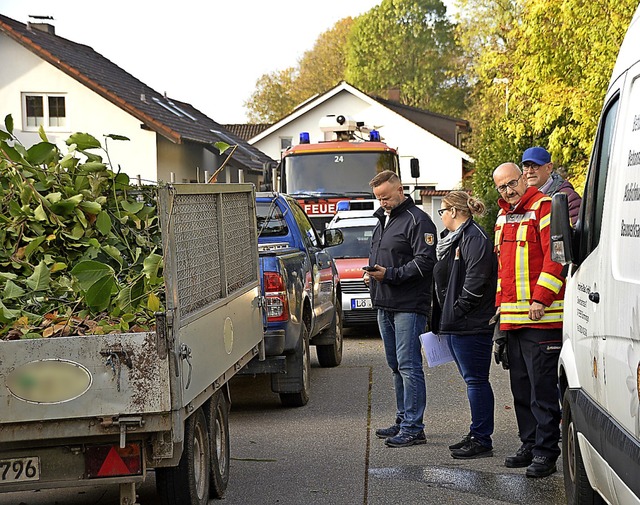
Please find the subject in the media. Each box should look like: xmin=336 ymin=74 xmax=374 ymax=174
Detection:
xmin=550 ymin=193 xmax=573 ymax=265
xmin=324 ymin=228 xmax=344 ymax=247
xmin=410 ymin=158 xmax=420 ymax=179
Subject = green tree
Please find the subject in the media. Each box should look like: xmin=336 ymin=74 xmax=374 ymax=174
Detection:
xmin=345 ymin=0 xmax=468 ymax=117
xmin=245 ymin=68 xmax=297 ymax=123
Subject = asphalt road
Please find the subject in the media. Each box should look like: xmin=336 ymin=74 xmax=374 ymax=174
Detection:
xmin=0 ymin=327 xmax=567 ymax=505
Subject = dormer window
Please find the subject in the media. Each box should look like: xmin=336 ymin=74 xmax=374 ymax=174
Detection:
xmin=22 ymin=93 xmax=67 ymax=131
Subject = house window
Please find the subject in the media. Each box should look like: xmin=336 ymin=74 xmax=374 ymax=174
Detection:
xmin=23 ymin=93 xmax=67 ymax=130
xmin=280 ymin=137 xmax=292 ymax=152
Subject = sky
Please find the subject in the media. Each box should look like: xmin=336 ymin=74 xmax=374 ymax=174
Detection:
xmin=0 ymin=0 xmax=395 ymax=124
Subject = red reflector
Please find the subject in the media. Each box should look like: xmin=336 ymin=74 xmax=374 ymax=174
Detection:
xmin=263 ymin=271 xmax=285 ymax=292
xmin=85 ymin=443 xmax=142 ymax=478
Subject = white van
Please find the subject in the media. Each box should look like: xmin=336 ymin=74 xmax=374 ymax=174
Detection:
xmin=551 ymin=5 xmax=640 ymax=505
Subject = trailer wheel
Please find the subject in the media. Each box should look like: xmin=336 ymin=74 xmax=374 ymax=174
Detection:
xmin=279 ymin=323 xmax=310 ymax=407
xmin=209 ymin=390 xmax=230 ymax=498
xmin=562 ymin=392 xmax=604 ymax=505
xmin=156 ymin=407 xmax=211 ymax=505
xmin=316 ymin=305 xmax=343 ymax=367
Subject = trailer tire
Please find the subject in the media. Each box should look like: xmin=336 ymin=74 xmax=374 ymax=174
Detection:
xmin=279 ymin=323 xmax=310 ymax=407
xmin=316 ymin=305 xmax=343 ymax=367
xmin=156 ymin=407 xmax=211 ymax=505
xmin=562 ymin=392 xmax=604 ymax=505
xmin=209 ymin=390 xmax=230 ymax=498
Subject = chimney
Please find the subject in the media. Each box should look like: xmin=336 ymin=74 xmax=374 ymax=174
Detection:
xmin=387 ymin=87 xmax=400 ymax=102
xmin=27 ymin=15 xmax=55 ymax=35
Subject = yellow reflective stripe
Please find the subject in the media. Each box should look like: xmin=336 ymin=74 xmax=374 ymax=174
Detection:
xmin=515 ymin=240 xmax=530 ymax=301
xmin=517 ymin=223 xmax=528 ymax=242
xmin=497 ymin=278 xmax=501 ymax=292
xmin=538 ymin=272 xmax=563 ymax=294
xmin=539 ymin=213 xmax=550 ymax=230
xmin=500 ymin=312 xmax=564 ymax=324
xmin=494 ymin=223 xmax=504 ymax=246
xmin=501 ymin=300 xmax=564 ymax=311
xmin=530 ymin=196 xmax=551 ymax=210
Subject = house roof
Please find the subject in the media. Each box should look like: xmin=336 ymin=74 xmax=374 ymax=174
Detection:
xmin=0 ymin=15 xmax=274 ymax=172
xmin=224 ymin=123 xmax=272 ymax=141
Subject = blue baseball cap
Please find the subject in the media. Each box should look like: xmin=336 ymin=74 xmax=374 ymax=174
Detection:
xmin=522 ymin=146 xmax=551 ymax=165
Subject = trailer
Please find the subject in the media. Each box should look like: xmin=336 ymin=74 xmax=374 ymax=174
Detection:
xmin=0 ymin=183 xmax=264 ymax=505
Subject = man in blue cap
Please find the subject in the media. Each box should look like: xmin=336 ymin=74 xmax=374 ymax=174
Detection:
xmin=521 ymin=147 xmax=581 ymax=225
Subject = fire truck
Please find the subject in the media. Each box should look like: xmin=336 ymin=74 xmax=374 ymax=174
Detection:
xmin=264 ymin=114 xmax=420 ymax=230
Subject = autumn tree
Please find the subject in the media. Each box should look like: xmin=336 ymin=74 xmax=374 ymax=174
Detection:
xmin=345 ymin=0 xmax=469 ymax=117
xmin=245 ymin=18 xmax=354 ymax=123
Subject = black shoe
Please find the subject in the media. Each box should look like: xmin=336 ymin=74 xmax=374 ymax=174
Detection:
xmin=526 ymin=456 xmax=557 ymax=478
xmin=451 ymin=437 xmax=493 ymax=459
xmin=448 ymin=433 xmax=471 ymax=451
xmin=505 ymin=445 xmax=533 ymax=468
xmin=375 ymin=424 xmax=400 ymax=439
xmin=385 ymin=430 xmax=427 ymax=448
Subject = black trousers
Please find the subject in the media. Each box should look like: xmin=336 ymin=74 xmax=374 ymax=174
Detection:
xmin=507 ymin=327 xmax=562 ymax=459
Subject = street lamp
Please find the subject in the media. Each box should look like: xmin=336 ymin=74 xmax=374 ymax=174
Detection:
xmin=493 ymin=77 xmax=510 ymax=116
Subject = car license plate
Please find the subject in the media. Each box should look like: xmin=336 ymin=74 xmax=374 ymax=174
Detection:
xmin=0 ymin=457 xmax=40 ymax=483
xmin=351 ymin=298 xmax=372 ymax=309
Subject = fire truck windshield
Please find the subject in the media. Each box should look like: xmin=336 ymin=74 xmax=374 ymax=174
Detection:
xmin=283 ymin=151 xmax=398 ymax=195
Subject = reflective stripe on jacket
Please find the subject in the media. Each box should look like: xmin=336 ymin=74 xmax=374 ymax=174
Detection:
xmin=494 ymin=187 xmax=565 ymax=330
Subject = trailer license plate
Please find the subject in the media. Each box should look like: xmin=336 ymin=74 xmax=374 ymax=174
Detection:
xmin=0 ymin=457 xmax=40 ymax=483
xmin=352 ymin=298 xmax=372 ymax=309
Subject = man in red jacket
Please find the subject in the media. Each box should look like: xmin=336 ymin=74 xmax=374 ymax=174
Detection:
xmin=493 ymin=162 xmax=565 ymax=478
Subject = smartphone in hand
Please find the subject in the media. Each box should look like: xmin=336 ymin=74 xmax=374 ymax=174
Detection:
xmin=362 ymin=266 xmax=377 ymax=272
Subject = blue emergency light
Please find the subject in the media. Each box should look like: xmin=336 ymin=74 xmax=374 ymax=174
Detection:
xmin=300 ymin=132 xmax=310 ymax=144
xmin=369 ymin=130 xmax=381 ymax=142
xmin=336 ymin=200 xmax=351 ymax=211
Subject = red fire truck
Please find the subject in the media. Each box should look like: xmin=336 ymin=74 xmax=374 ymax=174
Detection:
xmin=264 ymin=114 xmax=419 ymax=230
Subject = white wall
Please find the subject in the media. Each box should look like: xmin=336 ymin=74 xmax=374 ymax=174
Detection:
xmin=0 ymin=34 xmax=158 ymax=183
xmin=252 ymin=89 xmax=467 ymax=191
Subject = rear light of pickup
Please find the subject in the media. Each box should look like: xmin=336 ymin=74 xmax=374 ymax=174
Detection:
xmin=263 ymin=271 xmax=289 ymax=322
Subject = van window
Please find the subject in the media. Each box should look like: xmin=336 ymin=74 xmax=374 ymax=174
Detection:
xmin=578 ymin=94 xmax=619 ymax=260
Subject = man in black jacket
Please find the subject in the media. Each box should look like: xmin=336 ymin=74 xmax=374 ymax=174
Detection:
xmin=366 ymin=170 xmax=437 ymax=448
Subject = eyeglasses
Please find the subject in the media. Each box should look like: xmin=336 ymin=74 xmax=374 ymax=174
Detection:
xmin=522 ymin=162 xmax=544 ymax=172
xmin=437 ymin=207 xmax=453 ymax=217
xmin=496 ymin=175 xmax=522 ymax=193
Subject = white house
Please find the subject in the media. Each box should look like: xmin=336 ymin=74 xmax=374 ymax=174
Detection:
xmin=242 ymin=81 xmax=472 ymax=222
xmin=0 ymin=14 xmax=273 ymax=186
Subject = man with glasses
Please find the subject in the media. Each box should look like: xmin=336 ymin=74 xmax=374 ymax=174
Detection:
xmin=492 ymin=162 xmax=566 ymax=478
xmin=522 ymin=146 xmax=581 ymax=225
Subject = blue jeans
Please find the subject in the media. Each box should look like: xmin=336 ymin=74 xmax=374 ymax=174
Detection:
xmin=446 ymin=333 xmax=495 ymax=448
xmin=377 ymin=310 xmax=427 ymax=434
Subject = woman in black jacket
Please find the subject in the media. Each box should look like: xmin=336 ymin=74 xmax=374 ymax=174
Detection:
xmin=433 ymin=191 xmax=497 ymax=460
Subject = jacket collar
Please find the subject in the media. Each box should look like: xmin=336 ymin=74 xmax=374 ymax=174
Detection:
xmin=373 ymin=195 xmax=414 ymax=222
xmin=498 ymin=186 xmax=542 ymax=213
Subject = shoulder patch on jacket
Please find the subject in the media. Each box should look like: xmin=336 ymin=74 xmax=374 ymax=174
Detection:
xmin=425 ymin=233 xmax=435 ymax=246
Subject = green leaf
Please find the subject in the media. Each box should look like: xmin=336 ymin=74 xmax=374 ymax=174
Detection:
xmin=0 ymin=300 xmax=21 ymax=322
xmin=78 ymin=161 xmax=107 ymax=173
xmin=45 ymin=192 xmax=62 ymax=204
xmin=214 ymin=141 xmax=232 ymax=154
xmin=121 ymin=313 xmax=136 ymax=323
xmin=96 ymin=211 xmax=112 ymax=235
xmin=38 ymin=124 xmax=49 ymax=143
xmin=24 ymin=235 xmax=47 ymax=260
xmin=143 ymin=253 xmax=163 ymax=282
xmin=121 ymin=200 xmax=144 ymax=214
xmin=50 ymin=262 xmax=67 ymax=273
xmin=1 ymin=144 xmax=25 ymax=163
xmin=79 ymin=201 xmax=102 ymax=215
xmin=0 ymin=272 xmax=18 ymax=281
xmin=105 ymin=134 xmax=130 ymax=141
xmin=114 ymin=173 xmax=130 ymax=188
xmin=25 ymin=261 xmax=50 ymax=292
xmin=3 ymin=280 xmax=25 ymax=299
xmin=71 ymin=260 xmax=113 ymax=291
xmin=4 ymin=114 xmax=14 ymax=134
xmin=34 ymin=204 xmax=48 ymax=221
xmin=102 ymin=244 xmax=123 ymax=266
xmin=85 ymin=274 xmax=116 ymax=312
xmin=66 ymin=132 xmax=101 ymax=150
xmin=147 ymin=292 xmax=161 ymax=312
xmin=26 ymin=142 xmax=56 ymax=165
xmin=0 ymin=129 xmax=10 ymax=141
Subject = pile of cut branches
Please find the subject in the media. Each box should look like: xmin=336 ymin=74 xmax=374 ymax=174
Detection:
xmin=0 ymin=115 xmax=163 ymax=339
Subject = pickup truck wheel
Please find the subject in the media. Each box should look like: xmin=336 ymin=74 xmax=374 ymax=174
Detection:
xmin=562 ymin=391 xmax=604 ymax=505
xmin=316 ymin=305 xmax=343 ymax=367
xmin=279 ymin=324 xmax=310 ymax=407
xmin=208 ymin=391 xmax=230 ymax=498
xmin=156 ymin=407 xmax=211 ymax=505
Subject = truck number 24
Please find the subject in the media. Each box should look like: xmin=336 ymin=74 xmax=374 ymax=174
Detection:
xmin=334 ymin=156 xmax=344 ymax=163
